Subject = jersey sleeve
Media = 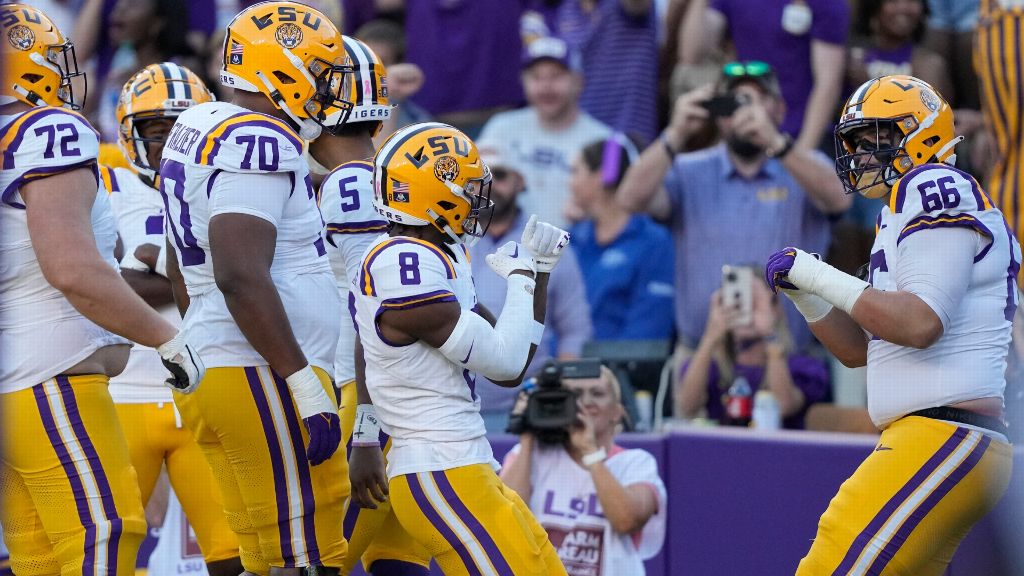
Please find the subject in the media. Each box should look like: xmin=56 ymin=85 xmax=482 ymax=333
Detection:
xmin=610 ymin=449 xmax=667 ymax=559
xmin=320 ymin=161 xmax=389 ymax=284
xmin=889 ymin=164 xmax=996 ymax=256
xmin=359 ymin=239 xmax=459 ymax=311
xmin=192 ymin=112 xmax=306 ymax=174
xmin=1 ymin=108 xmax=100 ymax=207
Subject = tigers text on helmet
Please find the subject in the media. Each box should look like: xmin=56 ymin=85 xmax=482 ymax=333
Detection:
xmin=372 ymin=122 xmax=493 ymax=245
xmin=834 ymin=75 xmax=960 ymax=198
xmin=220 ymin=1 xmax=354 ymax=140
xmin=341 ymin=35 xmax=391 ymax=136
xmin=116 ymin=63 xmax=214 ymax=181
xmin=0 ymin=3 xmax=86 ymax=109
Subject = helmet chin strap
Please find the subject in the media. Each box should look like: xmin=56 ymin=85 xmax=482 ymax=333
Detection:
xmin=935 ymin=136 xmax=965 ymax=165
xmin=426 ymin=207 xmax=466 ymax=246
xmin=254 ymin=70 xmax=321 ymax=140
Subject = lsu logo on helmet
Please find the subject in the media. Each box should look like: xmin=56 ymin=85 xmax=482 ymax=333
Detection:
xmin=0 ymin=3 xmax=86 ymax=109
xmin=373 ymin=123 xmax=493 ymax=245
xmin=275 ymin=23 xmax=303 ymax=48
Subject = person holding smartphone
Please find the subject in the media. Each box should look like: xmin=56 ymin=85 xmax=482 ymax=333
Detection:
xmin=675 ymin=267 xmax=831 ymax=428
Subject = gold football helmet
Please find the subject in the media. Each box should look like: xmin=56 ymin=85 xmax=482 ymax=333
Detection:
xmin=116 ymin=63 xmax=214 ymax=180
xmin=0 ymin=3 xmax=86 ymax=109
xmin=373 ymin=122 xmax=493 ymax=244
xmin=835 ymin=75 xmax=960 ymax=198
xmin=220 ymin=1 xmax=354 ymax=139
xmin=341 ymin=35 xmax=391 ymax=135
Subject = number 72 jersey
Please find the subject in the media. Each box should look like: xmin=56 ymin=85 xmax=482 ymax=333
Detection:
xmin=867 ymin=164 xmax=1021 ymax=427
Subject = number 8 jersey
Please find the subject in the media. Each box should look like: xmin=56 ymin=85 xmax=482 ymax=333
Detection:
xmin=159 ymin=101 xmax=340 ymax=371
xmin=868 ymin=164 xmax=1021 ymax=427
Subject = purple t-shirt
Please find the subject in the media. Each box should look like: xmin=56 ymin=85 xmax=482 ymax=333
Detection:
xmin=710 ymin=0 xmax=849 ymax=137
xmin=558 ymin=0 xmax=659 ymax=142
xmin=681 ymin=355 xmax=831 ymax=429
xmin=406 ymin=0 xmax=526 ymax=115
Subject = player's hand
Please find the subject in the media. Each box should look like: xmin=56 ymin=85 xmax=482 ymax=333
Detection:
xmin=521 ymin=214 xmax=570 ymax=273
xmin=485 ymin=240 xmax=536 ymax=279
xmin=764 ymin=247 xmax=802 ymax=294
xmin=157 ymin=331 xmax=205 ymax=394
xmin=134 ymin=243 xmax=161 ymax=270
xmin=349 ymin=445 xmax=389 ymax=509
xmin=285 ymin=366 xmax=341 ymax=466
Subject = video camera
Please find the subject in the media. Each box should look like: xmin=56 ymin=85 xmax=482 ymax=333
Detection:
xmin=505 ymin=358 xmax=603 ymax=444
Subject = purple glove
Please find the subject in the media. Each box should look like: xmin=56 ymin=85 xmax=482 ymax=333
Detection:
xmin=303 ymin=412 xmax=341 ymax=466
xmin=764 ymin=248 xmax=799 ymax=294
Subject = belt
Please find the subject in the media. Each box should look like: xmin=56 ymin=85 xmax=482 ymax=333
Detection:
xmin=906 ymin=406 xmax=1010 ymax=438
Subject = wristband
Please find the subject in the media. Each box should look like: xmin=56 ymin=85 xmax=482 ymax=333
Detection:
xmin=660 ymin=132 xmax=678 ymax=158
xmin=285 ymin=365 xmax=335 ymax=420
xmin=154 ymin=245 xmax=168 ymax=278
xmin=531 ymin=321 xmax=545 ymax=345
xmin=782 ymin=289 xmax=834 ymax=323
xmin=351 ymin=404 xmax=382 ymax=447
xmin=767 ymin=134 xmax=795 ymax=159
xmin=788 ymin=250 xmax=869 ymax=314
xmin=582 ymin=447 xmax=607 ymax=467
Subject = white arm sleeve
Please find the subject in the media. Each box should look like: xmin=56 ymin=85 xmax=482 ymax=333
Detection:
xmin=208 ymin=171 xmax=291 ymax=226
xmin=438 ymin=274 xmax=542 ymax=381
xmin=895 ymin=227 xmax=978 ymax=330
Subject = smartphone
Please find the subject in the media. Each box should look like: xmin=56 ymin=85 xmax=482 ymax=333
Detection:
xmin=700 ymin=95 xmax=742 ymax=118
xmin=721 ymin=265 xmax=753 ymax=327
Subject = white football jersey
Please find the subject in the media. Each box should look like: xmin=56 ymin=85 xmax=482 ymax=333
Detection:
xmin=104 ymin=166 xmax=180 ymax=404
xmin=507 ymin=444 xmax=667 ymax=576
xmin=319 ymin=160 xmax=388 ymax=386
xmin=867 ymin=164 xmax=1020 ymax=427
xmin=352 ymin=235 xmax=490 ymax=478
xmin=159 ymin=101 xmax=340 ymax=371
xmin=0 ymin=107 xmax=127 ymax=393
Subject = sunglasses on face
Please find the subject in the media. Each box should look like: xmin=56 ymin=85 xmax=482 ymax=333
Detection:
xmin=722 ymin=60 xmax=773 ymax=79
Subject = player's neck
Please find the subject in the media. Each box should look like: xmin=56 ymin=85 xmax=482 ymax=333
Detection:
xmin=231 ymin=91 xmax=288 ymax=121
xmin=0 ymin=101 xmax=34 ymax=116
xmin=308 ymin=134 xmax=376 ymax=168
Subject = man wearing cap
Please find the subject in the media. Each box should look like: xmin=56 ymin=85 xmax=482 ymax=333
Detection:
xmin=618 ymin=62 xmax=850 ymax=360
xmin=469 ymin=141 xmax=593 ymax=434
xmin=479 ymin=36 xmax=612 ymax=229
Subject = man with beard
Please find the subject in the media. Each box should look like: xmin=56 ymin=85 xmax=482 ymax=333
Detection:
xmin=618 ymin=61 xmax=850 ymax=354
xmin=468 ymin=141 xmax=592 ymax=434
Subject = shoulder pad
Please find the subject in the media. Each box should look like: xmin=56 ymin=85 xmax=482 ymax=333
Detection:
xmin=193 ymin=112 xmax=305 ymax=173
xmin=1 ymin=107 xmax=99 ymax=173
xmin=358 ymin=237 xmax=458 ymax=301
xmin=891 ymin=165 xmax=996 ymax=246
xmin=321 ymin=160 xmax=388 ymax=239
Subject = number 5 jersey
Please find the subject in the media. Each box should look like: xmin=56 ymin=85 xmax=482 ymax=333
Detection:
xmin=159 ymin=100 xmax=339 ymax=371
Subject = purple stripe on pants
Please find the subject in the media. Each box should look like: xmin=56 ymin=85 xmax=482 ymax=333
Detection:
xmin=406 ymin=473 xmax=482 ymax=576
xmin=431 ymin=470 xmax=513 ymax=574
xmin=272 ymin=372 xmax=321 ymax=565
xmin=342 ymin=499 xmax=361 ymax=540
xmin=55 ymin=377 xmax=123 ymax=575
xmin=832 ymin=427 xmax=969 ymax=575
xmin=244 ymin=367 xmax=295 ymax=565
xmin=32 ymin=382 xmax=96 ymax=575
xmin=865 ymin=434 xmax=992 ymax=575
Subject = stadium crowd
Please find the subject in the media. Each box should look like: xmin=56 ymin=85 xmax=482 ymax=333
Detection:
xmin=2 ymin=0 xmax=1024 ymax=574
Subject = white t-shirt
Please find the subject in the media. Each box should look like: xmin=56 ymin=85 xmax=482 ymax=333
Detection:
xmin=504 ymin=444 xmax=667 ymax=576
xmin=146 ymin=488 xmax=207 ymax=576
xmin=478 ymin=107 xmax=611 ymax=228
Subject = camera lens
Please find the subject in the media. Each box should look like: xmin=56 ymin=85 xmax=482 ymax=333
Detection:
xmin=726 ymin=272 xmax=737 ymax=282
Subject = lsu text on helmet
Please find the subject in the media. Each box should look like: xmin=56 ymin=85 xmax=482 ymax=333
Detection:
xmin=0 ymin=3 xmax=86 ymax=109
xmin=372 ymin=122 xmax=493 ymax=245
xmin=341 ymin=35 xmax=391 ymax=136
xmin=116 ymin=63 xmax=215 ymax=181
xmin=220 ymin=1 xmax=355 ymax=140
xmin=835 ymin=75 xmax=960 ymax=199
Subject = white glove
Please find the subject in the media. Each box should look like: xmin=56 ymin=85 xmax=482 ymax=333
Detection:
xmin=780 ymin=289 xmax=834 ymax=323
xmin=521 ymin=214 xmax=570 ymax=273
xmin=157 ymin=332 xmax=205 ymax=394
xmin=119 ymin=252 xmax=150 ymax=273
xmin=485 ymin=240 xmax=536 ymax=280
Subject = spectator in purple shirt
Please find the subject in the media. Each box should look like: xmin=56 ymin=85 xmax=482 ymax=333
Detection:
xmin=682 ymin=0 xmax=849 ymax=150
xmin=470 ymin=141 xmax=593 ymax=434
xmin=676 ymin=274 xmax=831 ymax=429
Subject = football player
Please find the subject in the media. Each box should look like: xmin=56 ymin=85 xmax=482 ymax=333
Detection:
xmin=765 ymin=75 xmax=1017 ymax=575
xmin=104 ymin=62 xmax=243 ymax=575
xmin=311 ymin=36 xmax=434 ymax=576
xmin=0 ymin=4 xmax=204 ymax=574
xmin=159 ymin=2 xmax=350 ymax=574
xmin=352 ymin=122 xmax=569 ymax=575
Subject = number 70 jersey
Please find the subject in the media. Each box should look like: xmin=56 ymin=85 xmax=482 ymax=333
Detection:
xmin=867 ymin=164 xmax=1021 ymax=427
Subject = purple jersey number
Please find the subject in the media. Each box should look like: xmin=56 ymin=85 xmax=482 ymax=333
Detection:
xmin=33 ymin=123 xmax=80 ymax=159
xmin=398 ymin=252 xmax=421 ymax=285
xmin=159 ymin=159 xmax=205 ymax=266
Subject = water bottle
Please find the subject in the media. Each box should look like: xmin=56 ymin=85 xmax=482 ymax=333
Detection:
xmin=724 ymin=375 xmax=753 ymax=427
xmin=752 ymin=389 xmax=782 ymax=430
xmin=634 ymin=390 xmax=653 ymax=432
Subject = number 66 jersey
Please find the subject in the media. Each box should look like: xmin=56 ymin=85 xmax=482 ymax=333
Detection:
xmin=867 ymin=164 xmax=1021 ymax=427
xmin=159 ymin=100 xmax=340 ymax=371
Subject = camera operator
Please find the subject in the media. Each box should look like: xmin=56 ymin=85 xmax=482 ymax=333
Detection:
xmin=500 ymin=360 xmax=667 ymax=576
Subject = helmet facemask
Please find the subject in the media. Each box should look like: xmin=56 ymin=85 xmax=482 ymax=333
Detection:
xmin=122 ymin=113 xmax=177 ymax=181
xmin=15 ymin=40 xmax=86 ymax=109
xmin=433 ymin=171 xmax=494 ymax=246
xmin=834 ymin=117 xmax=913 ymax=199
xmin=303 ymin=57 xmax=355 ymax=135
